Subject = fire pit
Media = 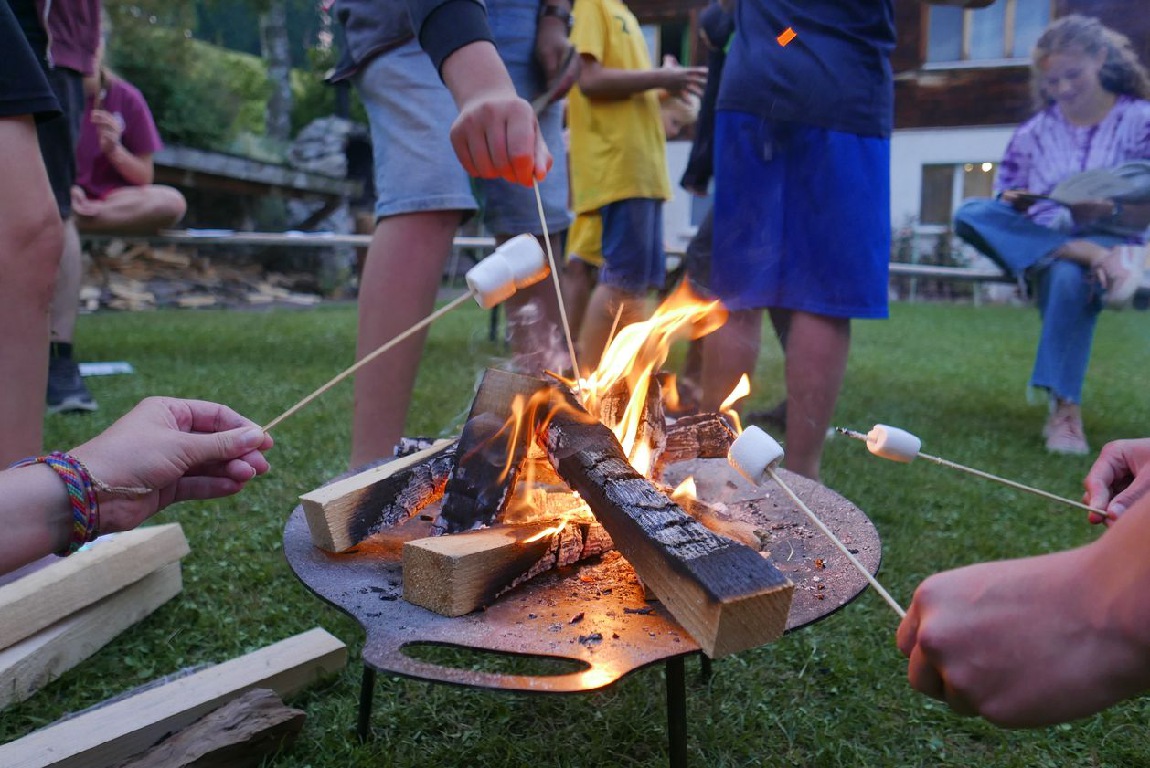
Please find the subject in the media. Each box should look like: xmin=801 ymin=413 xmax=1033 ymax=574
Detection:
xmin=283 ymin=453 xmax=881 ymax=765
xmin=283 ymin=283 xmax=884 ymax=765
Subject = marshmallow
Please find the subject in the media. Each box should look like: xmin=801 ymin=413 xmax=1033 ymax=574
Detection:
xmin=496 ymin=233 xmax=550 ymax=289
xmin=866 ymin=425 xmax=921 ymax=463
xmin=466 ymin=254 xmax=517 ymax=309
xmin=727 ymin=425 xmax=785 ymax=486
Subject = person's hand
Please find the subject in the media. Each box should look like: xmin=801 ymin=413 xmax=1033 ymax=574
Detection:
xmin=70 ymin=185 xmax=101 ymax=217
xmin=658 ymin=58 xmax=707 ymax=99
xmin=69 ymin=397 xmax=273 ymax=534
xmin=90 ymin=109 xmax=124 ymax=158
xmin=999 ymin=189 xmax=1042 ymax=211
xmin=535 ymin=10 xmax=573 ymax=83
xmin=1083 ymin=438 xmax=1150 ymax=525
xmin=442 ymin=41 xmax=552 ymax=186
xmin=897 ymin=542 xmax=1150 ymax=727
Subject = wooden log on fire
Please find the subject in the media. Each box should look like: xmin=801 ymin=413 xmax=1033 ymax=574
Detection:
xmin=538 ymin=388 xmax=794 ymax=658
xmin=404 ymin=491 xmax=614 ymax=616
xmin=655 ymin=413 xmax=737 ymax=477
xmin=299 ymin=439 xmax=455 ymax=552
xmin=435 ymin=369 xmax=549 ymax=533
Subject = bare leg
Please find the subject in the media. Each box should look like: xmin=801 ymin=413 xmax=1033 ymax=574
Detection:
xmin=49 ymin=219 xmax=82 ymax=343
xmin=561 ymin=257 xmax=597 ymax=345
xmin=74 ymin=185 xmax=186 ymax=234
xmin=700 ymin=308 xmax=763 ymax=414
xmin=499 ymin=232 xmax=568 ymax=375
xmin=1053 ymin=239 xmax=1111 ymax=266
xmin=781 ymin=311 xmax=850 ymax=480
xmin=577 ymin=283 xmax=647 ymax=374
xmin=0 ymin=117 xmax=64 ymax=465
xmin=351 ymin=210 xmax=461 ymax=467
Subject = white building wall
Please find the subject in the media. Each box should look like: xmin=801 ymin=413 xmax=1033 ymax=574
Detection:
xmin=889 ymin=125 xmax=1015 ymax=228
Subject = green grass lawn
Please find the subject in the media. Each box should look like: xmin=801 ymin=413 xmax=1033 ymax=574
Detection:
xmin=3 ymin=299 xmax=1149 ymax=767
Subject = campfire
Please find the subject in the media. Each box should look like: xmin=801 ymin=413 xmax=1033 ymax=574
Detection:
xmin=300 ymin=283 xmax=794 ymax=658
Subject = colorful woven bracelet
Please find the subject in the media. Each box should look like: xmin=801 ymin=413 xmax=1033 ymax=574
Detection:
xmin=10 ymin=452 xmax=101 ymax=556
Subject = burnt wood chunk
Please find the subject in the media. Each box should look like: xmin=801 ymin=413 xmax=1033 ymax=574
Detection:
xmin=437 ymin=369 xmax=549 ymax=533
xmin=595 ymin=376 xmax=667 ymax=478
xmin=540 ymin=389 xmax=793 ymax=658
xmin=299 ymin=440 xmax=455 ymax=552
xmin=658 ymin=413 xmax=737 ymax=470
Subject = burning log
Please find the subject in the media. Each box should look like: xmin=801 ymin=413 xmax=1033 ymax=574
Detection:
xmin=300 ymin=439 xmax=455 ymax=552
xmin=403 ymin=516 xmax=614 ymax=617
xmin=538 ymin=388 xmax=793 ymax=658
xmin=657 ymin=413 xmax=737 ymax=470
xmin=435 ymin=369 xmax=548 ymax=533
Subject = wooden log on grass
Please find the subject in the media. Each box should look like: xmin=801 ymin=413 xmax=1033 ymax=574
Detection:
xmin=539 ymin=389 xmax=793 ymax=658
xmin=0 ymin=524 xmax=189 ymax=652
xmin=114 ymin=689 xmax=305 ymax=768
xmin=0 ymin=628 xmax=346 ymax=768
xmin=0 ymin=563 xmax=183 ymax=709
xmin=299 ymin=439 xmax=455 ymax=552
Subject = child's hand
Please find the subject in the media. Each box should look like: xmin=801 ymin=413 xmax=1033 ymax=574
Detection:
xmin=443 ymin=41 xmax=553 ymax=186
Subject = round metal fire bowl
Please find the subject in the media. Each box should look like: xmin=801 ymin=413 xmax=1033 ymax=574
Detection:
xmin=284 ymin=458 xmax=883 ymax=694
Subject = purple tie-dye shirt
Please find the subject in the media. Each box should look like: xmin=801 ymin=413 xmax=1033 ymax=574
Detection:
xmin=995 ymin=95 xmax=1150 ymax=232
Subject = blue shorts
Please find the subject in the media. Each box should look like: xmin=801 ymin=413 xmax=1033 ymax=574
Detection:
xmin=599 ymin=198 xmax=666 ymax=293
xmin=710 ymin=112 xmax=890 ymax=318
xmin=476 ymin=0 xmax=571 ymax=235
xmin=356 ymin=38 xmax=477 ymax=219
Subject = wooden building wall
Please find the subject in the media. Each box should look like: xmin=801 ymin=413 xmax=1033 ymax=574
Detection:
xmin=893 ymin=0 xmax=1150 ymax=130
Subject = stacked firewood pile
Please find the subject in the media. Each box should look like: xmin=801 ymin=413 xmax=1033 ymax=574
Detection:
xmin=81 ymin=241 xmax=326 ymax=312
xmin=0 ymin=524 xmax=347 ymax=766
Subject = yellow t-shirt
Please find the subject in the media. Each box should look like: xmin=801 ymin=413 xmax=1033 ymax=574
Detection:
xmin=567 ymin=0 xmax=671 ymax=215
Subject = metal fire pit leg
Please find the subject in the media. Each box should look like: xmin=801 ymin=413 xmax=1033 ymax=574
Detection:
xmin=665 ymin=656 xmax=688 ymax=768
xmin=357 ymin=664 xmax=377 ymax=743
xmin=699 ymin=654 xmax=713 ymax=680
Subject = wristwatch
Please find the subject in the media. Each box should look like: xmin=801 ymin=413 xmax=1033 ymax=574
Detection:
xmin=539 ymin=3 xmax=572 ymax=32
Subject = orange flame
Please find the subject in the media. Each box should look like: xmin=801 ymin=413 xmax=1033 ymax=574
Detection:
xmin=718 ymin=374 xmax=751 ymax=434
xmin=670 ymin=477 xmax=697 ymax=502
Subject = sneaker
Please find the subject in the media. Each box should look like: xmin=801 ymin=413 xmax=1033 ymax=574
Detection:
xmin=47 ymin=357 xmax=98 ymax=414
xmin=1096 ymin=245 xmax=1146 ymax=308
xmin=1044 ymin=400 xmax=1088 ymax=456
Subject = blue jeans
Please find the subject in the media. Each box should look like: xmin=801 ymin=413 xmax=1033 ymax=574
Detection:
xmin=955 ymin=198 xmax=1126 ymax=403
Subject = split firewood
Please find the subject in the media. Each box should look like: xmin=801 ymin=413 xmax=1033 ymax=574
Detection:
xmin=114 ymin=689 xmax=305 ymax=768
xmin=435 ymin=369 xmax=549 ymax=534
xmin=594 ymin=377 xmax=667 ymax=476
xmin=538 ymin=387 xmax=793 ymax=658
xmin=299 ymin=440 xmax=455 ymax=552
xmin=655 ymin=412 xmax=737 ymax=477
xmin=404 ymin=490 xmax=613 ymax=616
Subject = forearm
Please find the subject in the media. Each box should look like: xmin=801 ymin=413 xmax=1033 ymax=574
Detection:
xmin=105 ymin=145 xmax=154 ymax=186
xmin=441 ymin=40 xmax=519 ymax=107
xmin=578 ymin=64 xmax=671 ymax=100
xmin=0 ymin=464 xmax=73 ymax=575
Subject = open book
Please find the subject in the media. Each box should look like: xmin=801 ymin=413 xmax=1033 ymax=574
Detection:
xmin=1019 ymin=161 xmax=1150 ymax=206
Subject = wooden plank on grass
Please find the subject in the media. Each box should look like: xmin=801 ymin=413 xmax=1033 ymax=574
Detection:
xmin=0 ymin=525 xmax=189 ymax=651
xmin=0 ymin=627 xmax=347 ymax=768
xmin=300 ymin=439 xmax=455 ymax=552
xmin=0 ymin=562 xmax=182 ymax=709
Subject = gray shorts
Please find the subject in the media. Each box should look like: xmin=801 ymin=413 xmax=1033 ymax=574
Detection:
xmin=477 ymin=0 xmax=572 ymax=235
xmin=356 ymin=38 xmax=478 ymax=219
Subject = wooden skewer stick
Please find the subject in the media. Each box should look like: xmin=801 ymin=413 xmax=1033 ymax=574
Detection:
xmin=262 ymin=291 xmax=475 ymax=432
xmin=766 ymin=467 xmax=906 ymax=618
xmin=835 ymin=427 xmax=1114 ymax=519
xmin=532 ymin=178 xmax=582 ymax=381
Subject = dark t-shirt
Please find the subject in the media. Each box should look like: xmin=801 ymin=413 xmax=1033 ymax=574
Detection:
xmin=0 ymin=0 xmax=58 ymax=120
xmin=718 ymin=0 xmax=895 ymax=138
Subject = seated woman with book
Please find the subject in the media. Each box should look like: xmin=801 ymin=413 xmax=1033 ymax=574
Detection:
xmin=954 ymin=14 xmax=1150 ymax=456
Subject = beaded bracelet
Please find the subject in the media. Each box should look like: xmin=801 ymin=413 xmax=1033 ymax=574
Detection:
xmin=10 ymin=452 xmax=101 ymax=556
